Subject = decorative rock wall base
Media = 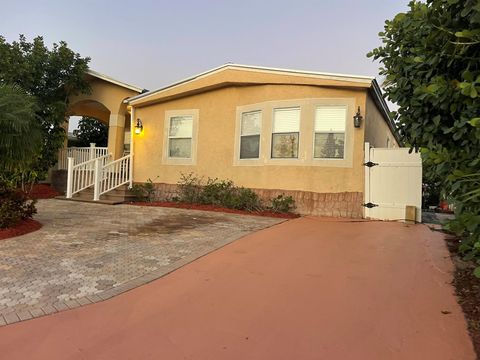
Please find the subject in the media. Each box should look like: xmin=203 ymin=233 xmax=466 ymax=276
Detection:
xmin=148 ymin=182 xmax=364 ymax=219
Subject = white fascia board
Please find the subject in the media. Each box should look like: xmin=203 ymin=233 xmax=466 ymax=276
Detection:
xmin=87 ymin=69 xmax=144 ymax=93
xmin=125 ymin=64 xmax=374 ymax=105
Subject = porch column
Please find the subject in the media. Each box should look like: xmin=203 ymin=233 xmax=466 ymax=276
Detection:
xmin=108 ymin=113 xmax=126 ymax=159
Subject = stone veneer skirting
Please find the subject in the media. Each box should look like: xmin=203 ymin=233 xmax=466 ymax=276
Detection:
xmin=148 ymin=183 xmax=364 ymax=219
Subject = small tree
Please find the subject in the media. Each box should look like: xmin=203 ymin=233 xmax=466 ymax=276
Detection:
xmin=0 ymin=84 xmax=40 ymax=228
xmin=0 ymin=84 xmax=41 ymax=171
xmin=368 ymin=0 xmax=480 ymax=274
xmin=73 ymin=117 xmax=108 ymax=147
xmin=0 ymin=35 xmax=91 ymax=177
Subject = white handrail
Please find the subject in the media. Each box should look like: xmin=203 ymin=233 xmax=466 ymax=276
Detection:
xmin=66 ymin=153 xmax=111 ymax=198
xmin=98 ymin=155 xmax=131 ymax=199
xmin=58 ymin=144 xmax=108 ymax=170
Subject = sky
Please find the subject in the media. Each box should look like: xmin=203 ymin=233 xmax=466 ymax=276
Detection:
xmin=0 ymin=0 xmax=408 ymax=130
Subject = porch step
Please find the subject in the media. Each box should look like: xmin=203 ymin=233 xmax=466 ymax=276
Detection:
xmin=57 ymin=185 xmax=136 ymax=205
xmin=55 ymin=196 xmax=122 ymax=205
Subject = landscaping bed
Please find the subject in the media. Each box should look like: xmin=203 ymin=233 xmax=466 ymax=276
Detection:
xmin=446 ymin=236 xmax=480 ymax=358
xmin=29 ymin=184 xmax=60 ymax=199
xmin=0 ymin=218 xmax=42 ymax=240
xmin=128 ymin=201 xmax=299 ymax=219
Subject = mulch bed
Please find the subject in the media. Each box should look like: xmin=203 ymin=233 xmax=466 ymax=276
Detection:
xmin=29 ymin=184 xmax=60 ymax=199
xmin=128 ymin=201 xmax=300 ymax=219
xmin=0 ymin=218 xmax=42 ymax=240
xmin=445 ymin=235 xmax=480 ymax=358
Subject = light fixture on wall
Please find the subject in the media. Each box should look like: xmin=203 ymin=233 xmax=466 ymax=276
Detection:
xmin=353 ymin=106 xmax=363 ymax=128
xmin=134 ymin=118 xmax=143 ymax=135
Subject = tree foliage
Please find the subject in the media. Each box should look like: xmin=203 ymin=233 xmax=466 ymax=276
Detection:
xmin=368 ymin=0 xmax=480 ymax=273
xmin=73 ymin=117 xmax=108 ymax=147
xmin=0 ymin=35 xmax=91 ymax=177
xmin=0 ymin=84 xmax=42 ymax=171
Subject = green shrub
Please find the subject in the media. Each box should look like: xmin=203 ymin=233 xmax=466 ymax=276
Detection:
xmin=270 ymin=194 xmax=296 ymax=213
xmin=176 ymin=173 xmax=261 ymax=211
xmin=0 ymin=179 xmax=36 ymax=228
xmin=200 ymin=178 xmax=235 ymax=206
xmin=230 ymin=187 xmax=262 ymax=211
xmin=176 ymin=172 xmax=203 ymax=203
xmin=130 ymin=178 xmax=156 ymax=202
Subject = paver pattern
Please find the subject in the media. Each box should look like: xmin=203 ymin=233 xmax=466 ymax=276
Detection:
xmin=0 ymin=199 xmax=282 ymax=325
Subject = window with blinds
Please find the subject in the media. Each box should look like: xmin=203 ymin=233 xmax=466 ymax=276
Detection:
xmin=314 ymin=106 xmax=346 ymax=159
xmin=271 ymin=107 xmax=300 ymax=158
xmin=168 ymin=115 xmax=193 ymax=158
xmin=240 ymin=111 xmax=261 ymax=159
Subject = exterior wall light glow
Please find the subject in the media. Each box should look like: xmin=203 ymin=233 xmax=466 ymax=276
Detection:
xmin=353 ymin=106 xmax=363 ymax=128
xmin=135 ymin=118 xmax=143 ymax=135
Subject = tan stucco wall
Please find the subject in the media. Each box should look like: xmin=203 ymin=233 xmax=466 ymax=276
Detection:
xmin=130 ymin=68 xmax=371 ymax=107
xmin=69 ymin=78 xmax=139 ymax=116
xmin=132 ymin=84 xmax=367 ymax=194
xmin=364 ymin=93 xmax=399 ymax=148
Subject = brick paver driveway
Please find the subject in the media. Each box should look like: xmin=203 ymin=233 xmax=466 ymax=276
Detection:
xmin=0 ymin=199 xmax=282 ymax=325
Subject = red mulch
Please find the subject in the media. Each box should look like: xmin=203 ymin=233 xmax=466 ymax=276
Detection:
xmin=445 ymin=235 xmax=480 ymax=358
xmin=0 ymin=218 xmax=42 ymax=240
xmin=29 ymin=184 xmax=60 ymax=199
xmin=128 ymin=201 xmax=300 ymax=219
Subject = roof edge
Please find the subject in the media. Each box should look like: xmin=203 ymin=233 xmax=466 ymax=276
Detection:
xmin=87 ymin=69 xmax=144 ymax=93
xmin=126 ymin=63 xmax=374 ymax=105
xmin=370 ymin=79 xmax=402 ymax=145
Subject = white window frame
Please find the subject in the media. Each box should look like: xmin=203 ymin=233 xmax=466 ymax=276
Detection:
xmin=239 ymin=110 xmax=262 ymax=160
xmin=313 ymin=105 xmax=347 ymax=160
xmin=234 ymin=98 xmax=354 ymax=168
xmin=163 ymin=109 xmax=199 ymax=165
xmin=271 ymin=107 xmax=301 ymax=160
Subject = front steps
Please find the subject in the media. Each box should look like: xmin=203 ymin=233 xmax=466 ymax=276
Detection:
xmin=56 ymin=185 xmax=136 ymax=205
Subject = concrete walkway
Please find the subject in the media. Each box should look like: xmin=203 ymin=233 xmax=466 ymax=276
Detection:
xmin=0 ymin=217 xmax=475 ymax=360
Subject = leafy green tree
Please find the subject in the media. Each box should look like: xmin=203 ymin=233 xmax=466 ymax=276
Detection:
xmin=0 ymin=35 xmax=91 ymax=177
xmin=73 ymin=117 xmax=108 ymax=147
xmin=0 ymin=84 xmax=42 ymax=171
xmin=368 ymin=0 xmax=480 ymax=274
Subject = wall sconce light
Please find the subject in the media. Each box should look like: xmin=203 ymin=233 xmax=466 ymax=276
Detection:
xmin=134 ymin=118 xmax=143 ymax=135
xmin=353 ymin=106 xmax=363 ymax=128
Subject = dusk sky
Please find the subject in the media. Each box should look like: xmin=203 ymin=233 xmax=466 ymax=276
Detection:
xmin=1 ymin=0 xmax=408 ymax=129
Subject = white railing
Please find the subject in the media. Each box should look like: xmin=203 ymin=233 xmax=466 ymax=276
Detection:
xmin=66 ymin=153 xmax=131 ymax=201
xmin=58 ymin=143 xmax=108 ymax=170
xmin=98 ymin=155 xmax=131 ymax=200
xmin=66 ymin=154 xmax=111 ymax=198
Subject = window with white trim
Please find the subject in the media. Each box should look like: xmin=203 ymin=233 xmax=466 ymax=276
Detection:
xmin=240 ymin=111 xmax=261 ymax=159
xmin=271 ymin=107 xmax=300 ymax=159
xmin=168 ymin=115 xmax=193 ymax=158
xmin=314 ymin=106 xmax=346 ymax=159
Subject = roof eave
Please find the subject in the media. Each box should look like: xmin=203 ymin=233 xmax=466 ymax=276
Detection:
xmin=369 ymin=79 xmax=402 ymax=145
xmin=87 ymin=69 xmax=144 ymax=93
xmin=125 ymin=63 xmax=374 ymax=105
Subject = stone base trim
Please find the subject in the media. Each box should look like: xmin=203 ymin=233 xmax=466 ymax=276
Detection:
xmin=148 ymin=182 xmax=364 ymax=218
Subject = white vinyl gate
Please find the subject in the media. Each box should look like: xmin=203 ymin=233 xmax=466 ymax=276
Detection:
xmin=364 ymin=143 xmax=422 ymax=222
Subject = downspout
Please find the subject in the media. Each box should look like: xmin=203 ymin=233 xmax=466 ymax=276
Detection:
xmin=129 ymin=105 xmax=135 ymax=188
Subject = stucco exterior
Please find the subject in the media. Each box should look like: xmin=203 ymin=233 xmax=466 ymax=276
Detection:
xmin=67 ymin=72 xmax=142 ymax=159
xmin=62 ymin=64 xmax=399 ymax=217
xmin=132 ymin=84 xmax=368 ymax=195
xmin=364 ymin=92 xmax=399 ymax=148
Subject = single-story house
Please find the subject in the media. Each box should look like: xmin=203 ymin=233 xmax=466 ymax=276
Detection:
xmin=62 ymin=64 xmax=410 ymax=219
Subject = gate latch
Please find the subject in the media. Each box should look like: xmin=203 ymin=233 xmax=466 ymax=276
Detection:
xmin=363 ymin=161 xmax=379 ymax=167
xmin=362 ymin=202 xmax=379 ymax=208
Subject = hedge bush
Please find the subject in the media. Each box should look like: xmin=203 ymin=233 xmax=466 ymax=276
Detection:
xmin=0 ymin=179 xmax=36 ymax=228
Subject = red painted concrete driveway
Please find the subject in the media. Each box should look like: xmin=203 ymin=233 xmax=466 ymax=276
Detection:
xmin=0 ymin=217 xmax=475 ymax=360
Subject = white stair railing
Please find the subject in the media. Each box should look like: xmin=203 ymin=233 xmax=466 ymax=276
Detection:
xmin=97 ymin=155 xmax=131 ymax=200
xmin=58 ymin=143 xmax=108 ymax=170
xmin=66 ymin=154 xmax=111 ymax=198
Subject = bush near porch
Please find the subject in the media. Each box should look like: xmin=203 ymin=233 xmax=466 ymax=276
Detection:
xmin=130 ymin=173 xmax=296 ymax=214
